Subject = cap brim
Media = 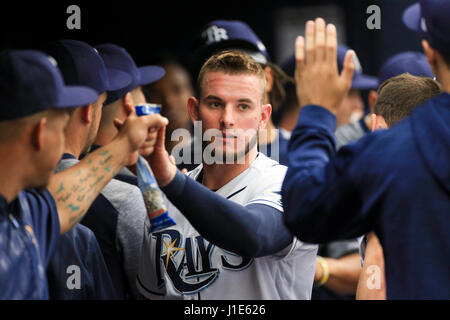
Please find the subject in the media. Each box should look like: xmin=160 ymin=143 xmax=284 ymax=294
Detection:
xmin=57 ymin=86 xmax=99 ymax=108
xmin=351 ymin=74 xmax=379 ymax=90
xmin=137 ymin=66 xmax=165 ymax=86
xmin=402 ymin=2 xmax=421 ymax=31
xmin=107 ymin=68 xmax=132 ymax=92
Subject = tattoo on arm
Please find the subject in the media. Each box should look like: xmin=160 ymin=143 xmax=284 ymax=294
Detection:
xmin=57 ymin=148 xmax=119 ymax=229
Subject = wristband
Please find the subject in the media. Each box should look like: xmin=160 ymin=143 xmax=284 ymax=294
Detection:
xmin=317 ymin=256 xmax=330 ymax=286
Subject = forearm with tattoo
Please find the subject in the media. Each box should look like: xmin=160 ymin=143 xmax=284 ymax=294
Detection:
xmin=49 ymin=141 xmax=126 ymax=234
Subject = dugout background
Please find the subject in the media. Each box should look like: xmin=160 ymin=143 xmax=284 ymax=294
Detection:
xmin=0 ymin=0 xmax=421 ymax=84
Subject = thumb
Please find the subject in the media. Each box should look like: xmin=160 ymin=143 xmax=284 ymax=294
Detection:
xmin=155 ymin=123 xmax=167 ymax=150
xmin=340 ymin=50 xmax=355 ymax=87
xmin=169 ymin=155 xmax=176 ymax=166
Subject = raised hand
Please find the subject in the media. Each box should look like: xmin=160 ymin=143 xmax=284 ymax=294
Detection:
xmin=295 ymin=18 xmax=355 ymax=114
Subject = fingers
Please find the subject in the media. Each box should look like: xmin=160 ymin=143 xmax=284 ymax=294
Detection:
xmin=302 ymin=19 xmax=336 ymax=65
xmin=305 ymin=20 xmax=315 ymax=64
xmin=315 ymin=18 xmax=326 ymax=62
xmin=341 ymin=49 xmax=355 ymax=87
xmin=325 ymin=23 xmax=338 ymax=68
xmin=295 ymin=36 xmax=305 ymax=79
xmin=141 ymin=114 xmax=169 ymax=130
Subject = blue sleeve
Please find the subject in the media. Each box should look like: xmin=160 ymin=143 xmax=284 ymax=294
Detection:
xmin=22 ymin=189 xmax=61 ymax=267
xmin=161 ymin=171 xmax=293 ymax=258
xmin=281 ymin=105 xmax=373 ymax=243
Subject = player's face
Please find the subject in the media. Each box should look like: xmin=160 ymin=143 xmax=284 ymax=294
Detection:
xmin=336 ymin=89 xmax=364 ymax=127
xmin=35 ymin=109 xmax=70 ymax=188
xmin=194 ymin=71 xmax=269 ymax=163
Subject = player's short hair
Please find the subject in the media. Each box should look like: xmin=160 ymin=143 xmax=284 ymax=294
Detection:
xmin=197 ymin=50 xmax=266 ymax=103
xmin=374 ymin=73 xmax=441 ymax=127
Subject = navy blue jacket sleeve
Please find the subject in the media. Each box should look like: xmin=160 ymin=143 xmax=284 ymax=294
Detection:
xmin=161 ymin=171 xmax=293 ymax=258
xmin=281 ymin=105 xmax=375 ymax=243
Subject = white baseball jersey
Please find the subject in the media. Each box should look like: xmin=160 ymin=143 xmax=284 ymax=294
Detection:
xmin=137 ymin=153 xmax=318 ymax=300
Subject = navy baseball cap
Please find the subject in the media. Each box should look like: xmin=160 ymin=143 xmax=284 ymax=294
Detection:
xmin=403 ymin=0 xmax=450 ymax=55
xmin=0 ymin=50 xmax=98 ymax=121
xmin=280 ymin=45 xmax=378 ymax=90
xmin=378 ymin=51 xmax=433 ymax=86
xmin=42 ymin=40 xmax=132 ymax=96
xmin=190 ymin=20 xmax=270 ymax=75
xmin=95 ymin=43 xmax=165 ymax=105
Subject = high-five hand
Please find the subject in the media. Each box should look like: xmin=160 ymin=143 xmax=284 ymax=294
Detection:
xmin=295 ymin=18 xmax=355 ymax=114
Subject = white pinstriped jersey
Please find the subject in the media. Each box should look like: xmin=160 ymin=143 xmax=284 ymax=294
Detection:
xmin=137 ymin=153 xmax=318 ymax=300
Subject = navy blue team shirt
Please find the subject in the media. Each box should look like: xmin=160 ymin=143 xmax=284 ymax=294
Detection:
xmin=0 ymin=189 xmax=60 ymax=299
xmin=282 ymin=94 xmax=450 ymax=299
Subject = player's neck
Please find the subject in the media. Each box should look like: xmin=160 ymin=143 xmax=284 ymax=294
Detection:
xmin=63 ymin=136 xmax=84 ymax=159
xmin=94 ymin=125 xmax=117 ymax=147
xmin=257 ymin=119 xmax=278 ymax=145
xmin=202 ymin=147 xmax=257 ymax=190
xmin=0 ymin=147 xmax=30 ymax=202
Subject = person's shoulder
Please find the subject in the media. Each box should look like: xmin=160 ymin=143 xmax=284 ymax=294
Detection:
xmin=100 ymin=177 xmax=144 ymax=213
xmin=251 ymin=153 xmax=287 ymax=175
xmin=245 ymin=154 xmax=287 ymax=188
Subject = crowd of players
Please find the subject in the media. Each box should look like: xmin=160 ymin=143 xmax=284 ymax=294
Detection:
xmin=0 ymin=0 xmax=448 ymax=300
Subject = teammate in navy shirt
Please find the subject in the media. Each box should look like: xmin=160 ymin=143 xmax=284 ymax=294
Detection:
xmin=0 ymin=50 xmax=168 ymax=299
xmin=42 ymin=40 xmax=133 ymax=299
xmin=282 ymin=10 xmax=450 ymax=299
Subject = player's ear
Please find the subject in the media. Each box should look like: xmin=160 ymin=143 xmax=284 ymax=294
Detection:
xmin=124 ymin=91 xmax=135 ymax=107
xmin=259 ymin=104 xmax=272 ymax=131
xmin=117 ymin=93 xmax=134 ymax=121
xmin=187 ymin=96 xmax=200 ymax=122
xmin=374 ymin=114 xmax=388 ymax=131
xmin=368 ymin=90 xmax=378 ymax=114
xmin=80 ymin=104 xmax=93 ymax=124
xmin=422 ymin=40 xmax=438 ymax=74
xmin=31 ymin=117 xmax=47 ymax=151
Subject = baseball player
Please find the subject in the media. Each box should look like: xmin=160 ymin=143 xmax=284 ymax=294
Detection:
xmin=92 ymin=43 xmax=165 ymax=180
xmin=180 ymin=19 xmax=293 ymax=169
xmin=57 ymin=42 xmax=165 ymax=299
xmin=278 ymin=49 xmax=377 ymax=300
xmin=0 ymin=49 xmax=167 ymax=299
xmin=282 ymin=6 xmax=450 ymax=300
xmin=137 ymin=50 xmax=317 ymax=300
xmin=356 ymin=73 xmax=441 ymax=300
xmin=42 ymin=39 xmax=132 ymax=299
